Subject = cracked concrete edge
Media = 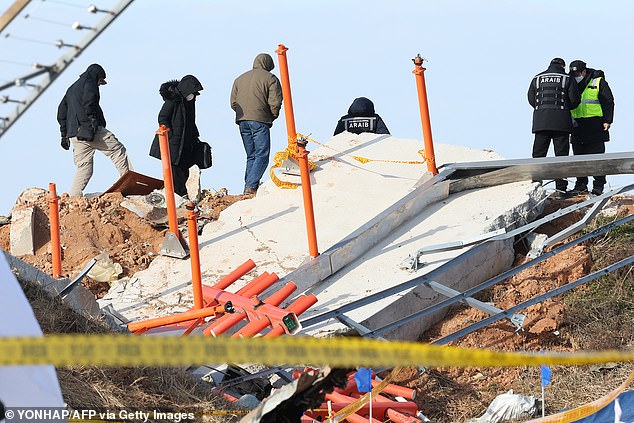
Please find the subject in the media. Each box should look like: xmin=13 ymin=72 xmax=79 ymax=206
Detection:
xmin=1 ymin=249 xmax=123 ymax=333
xmin=356 ymin=184 xmax=547 ymax=341
xmin=277 ymin=180 xmax=451 ymax=294
xmin=483 ymin=182 xmax=548 ymax=234
xmin=361 ymin=238 xmax=514 ymax=340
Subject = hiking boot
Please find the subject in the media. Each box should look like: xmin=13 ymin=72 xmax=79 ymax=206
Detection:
xmin=243 ymin=186 xmax=258 ymax=196
xmin=568 ymin=186 xmax=588 ymax=196
xmin=591 ymin=186 xmax=604 ymax=196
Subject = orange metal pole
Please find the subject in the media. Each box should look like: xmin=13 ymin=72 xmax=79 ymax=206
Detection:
xmin=212 ymin=259 xmax=256 ymax=290
xmin=156 ymin=125 xmax=180 ymax=237
xmin=203 ymin=309 xmax=246 ymax=336
xmin=202 ymin=273 xmax=280 ymax=337
xmin=233 ymin=282 xmax=297 ymax=337
xmin=263 ymin=293 xmax=317 ymax=338
xmin=48 ymin=182 xmax=62 ymax=279
xmin=371 ymin=379 xmax=416 ymax=400
xmin=412 ymin=54 xmax=438 ymax=175
xmin=236 ymin=272 xmax=272 ymax=296
xmin=127 ymin=303 xmax=230 ymax=333
xmin=296 ymin=136 xmax=319 ymax=258
xmin=275 ymin=44 xmax=297 ymax=151
xmin=186 ymin=202 xmax=203 ymax=309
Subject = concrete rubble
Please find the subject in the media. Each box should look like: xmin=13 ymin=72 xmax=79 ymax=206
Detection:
xmin=99 ymin=133 xmax=545 ymax=341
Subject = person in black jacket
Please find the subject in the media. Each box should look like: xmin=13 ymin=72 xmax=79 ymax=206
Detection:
xmin=568 ymin=60 xmax=615 ymax=196
xmin=527 ymin=58 xmax=581 ymax=196
xmin=333 ymin=97 xmax=390 ymax=136
xmin=149 ymin=75 xmax=204 ymax=198
xmin=57 ymin=63 xmax=130 ymax=196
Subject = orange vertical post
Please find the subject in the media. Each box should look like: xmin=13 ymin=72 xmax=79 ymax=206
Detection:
xmin=186 ymin=202 xmax=203 ymax=309
xmin=156 ymin=125 xmax=180 ymax=238
xmin=48 ymin=182 xmax=62 ymax=279
xmin=275 ymin=44 xmax=297 ymax=151
xmin=296 ymin=136 xmax=319 ymax=258
xmin=412 ymin=54 xmax=438 ymax=175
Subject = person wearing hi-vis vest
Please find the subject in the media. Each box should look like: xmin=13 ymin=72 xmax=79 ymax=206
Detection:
xmin=568 ymin=60 xmax=615 ymax=196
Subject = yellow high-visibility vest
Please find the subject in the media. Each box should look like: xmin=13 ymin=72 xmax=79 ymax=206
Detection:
xmin=571 ymin=77 xmax=603 ymax=118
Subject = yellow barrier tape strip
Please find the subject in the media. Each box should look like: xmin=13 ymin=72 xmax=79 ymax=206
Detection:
xmin=3 ymin=335 xmax=634 ymax=368
xmin=328 ymin=369 xmax=396 ymax=422
xmin=307 ymin=135 xmax=427 ymax=165
xmin=525 ymin=369 xmax=634 ymax=423
xmin=270 ymin=133 xmax=318 ymax=189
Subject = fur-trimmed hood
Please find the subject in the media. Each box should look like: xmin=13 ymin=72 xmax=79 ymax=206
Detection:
xmin=159 ymin=80 xmax=180 ymax=101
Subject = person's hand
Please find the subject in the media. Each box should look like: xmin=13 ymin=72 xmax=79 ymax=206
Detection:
xmin=603 ymin=123 xmax=611 ymax=131
xmin=61 ymin=136 xmax=70 ymax=150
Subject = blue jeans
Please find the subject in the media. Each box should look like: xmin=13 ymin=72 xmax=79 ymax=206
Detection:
xmin=239 ymin=120 xmax=271 ymax=189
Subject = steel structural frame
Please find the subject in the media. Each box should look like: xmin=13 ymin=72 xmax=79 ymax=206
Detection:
xmin=0 ymin=0 xmax=134 ymax=138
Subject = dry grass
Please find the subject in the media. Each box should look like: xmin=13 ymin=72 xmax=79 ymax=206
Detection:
xmin=19 ymin=279 xmax=241 ymax=422
xmin=511 ymin=215 xmax=634 ymax=415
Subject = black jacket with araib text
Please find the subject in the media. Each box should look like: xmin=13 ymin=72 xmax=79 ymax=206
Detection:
xmin=149 ymin=75 xmax=203 ymax=168
xmin=57 ymin=64 xmax=107 ymax=138
xmin=571 ymin=68 xmax=614 ymax=144
xmin=527 ymin=64 xmax=580 ymax=133
xmin=333 ymin=97 xmax=390 ymax=136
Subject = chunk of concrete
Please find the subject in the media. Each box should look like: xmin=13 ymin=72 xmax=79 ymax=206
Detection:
xmin=186 ymin=165 xmax=201 ymax=202
xmin=10 ymin=206 xmax=35 ymax=256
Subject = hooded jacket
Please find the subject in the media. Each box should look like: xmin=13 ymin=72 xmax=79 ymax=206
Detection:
xmin=149 ymin=75 xmax=203 ymax=167
xmin=527 ymin=63 xmax=581 ymax=133
xmin=57 ymin=63 xmax=107 ymax=138
xmin=571 ymin=68 xmax=614 ymax=144
xmin=230 ymin=54 xmax=283 ymax=125
xmin=333 ymin=97 xmax=390 ymax=136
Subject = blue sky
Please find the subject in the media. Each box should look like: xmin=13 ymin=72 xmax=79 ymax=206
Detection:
xmin=0 ymin=0 xmax=632 ymax=215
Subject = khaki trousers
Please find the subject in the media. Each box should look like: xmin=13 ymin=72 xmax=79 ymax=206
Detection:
xmin=69 ymin=127 xmax=131 ymax=196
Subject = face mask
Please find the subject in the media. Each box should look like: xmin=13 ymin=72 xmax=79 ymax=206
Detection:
xmin=575 ymin=76 xmax=584 ymax=83
xmin=185 ymin=93 xmax=195 ymax=101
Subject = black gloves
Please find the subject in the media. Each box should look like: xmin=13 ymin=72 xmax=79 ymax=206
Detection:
xmin=61 ymin=136 xmax=70 ymax=150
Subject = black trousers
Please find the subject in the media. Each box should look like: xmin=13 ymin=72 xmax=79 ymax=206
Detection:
xmin=532 ymin=131 xmax=570 ymax=191
xmin=571 ymin=142 xmax=606 ymax=190
xmin=171 ymin=165 xmax=189 ymax=197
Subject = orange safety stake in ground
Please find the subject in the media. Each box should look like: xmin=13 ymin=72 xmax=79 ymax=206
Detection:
xmin=48 ymin=182 xmax=62 ymax=279
xmin=412 ymin=54 xmax=438 ymax=176
xmin=275 ymin=43 xmax=297 ymax=152
xmin=296 ymin=135 xmax=319 ymax=258
xmin=155 ymin=124 xmax=188 ymax=258
xmin=186 ymin=202 xmax=204 ymax=309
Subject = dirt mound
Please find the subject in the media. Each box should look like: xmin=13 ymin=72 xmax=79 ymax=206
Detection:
xmin=0 ymin=188 xmax=248 ymax=298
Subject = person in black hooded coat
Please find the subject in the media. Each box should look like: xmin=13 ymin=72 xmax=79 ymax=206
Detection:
xmin=149 ymin=75 xmax=204 ymax=197
xmin=333 ymin=97 xmax=390 ymax=136
xmin=57 ymin=63 xmax=130 ymax=197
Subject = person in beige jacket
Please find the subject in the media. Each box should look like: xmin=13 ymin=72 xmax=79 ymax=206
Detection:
xmin=230 ymin=53 xmax=282 ymax=195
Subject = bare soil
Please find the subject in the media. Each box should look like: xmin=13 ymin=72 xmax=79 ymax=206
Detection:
xmin=1 ymin=190 xmax=633 ymax=422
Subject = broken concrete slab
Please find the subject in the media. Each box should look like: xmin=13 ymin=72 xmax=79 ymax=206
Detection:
xmin=9 ymin=206 xmax=35 ymax=256
xmin=101 ymin=134 xmax=539 ymax=338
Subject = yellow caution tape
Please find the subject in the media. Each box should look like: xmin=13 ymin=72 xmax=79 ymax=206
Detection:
xmin=307 ymin=135 xmax=427 ymax=165
xmin=270 ymin=133 xmax=318 ymax=189
xmin=3 ymin=335 xmax=634 ymax=369
xmin=524 ymin=369 xmax=634 ymax=423
xmin=328 ymin=369 xmax=397 ymax=422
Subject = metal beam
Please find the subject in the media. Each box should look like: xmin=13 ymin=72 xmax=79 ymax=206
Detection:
xmin=0 ymin=0 xmax=30 ymax=35
xmin=447 ymin=152 xmax=634 ymax=193
xmin=0 ymin=0 xmax=135 ymax=139
xmin=434 ymin=255 xmax=634 ymax=345
xmin=363 ymin=213 xmax=634 ymax=338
